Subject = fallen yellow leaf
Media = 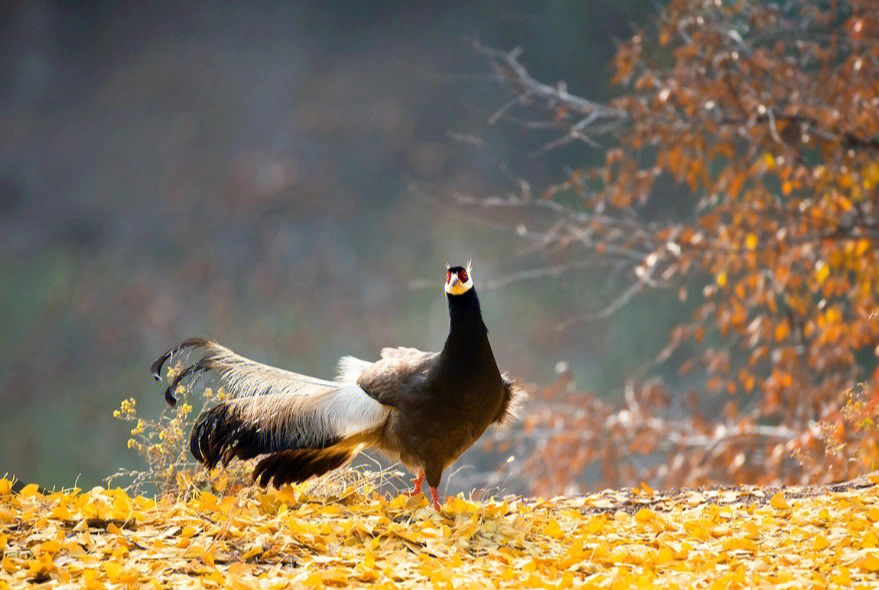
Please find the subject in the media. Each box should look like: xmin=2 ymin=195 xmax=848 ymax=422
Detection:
xmin=104 ymin=561 xmax=123 ymax=582
xmin=18 ymin=484 xmax=41 ymax=497
xmin=543 ymin=519 xmax=564 ymax=539
xmin=858 ymin=552 xmax=879 ymax=573
xmin=770 ymin=492 xmax=789 ymax=510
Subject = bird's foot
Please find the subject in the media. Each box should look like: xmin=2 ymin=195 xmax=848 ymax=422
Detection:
xmin=430 ymin=486 xmax=442 ymax=511
xmin=404 ymin=471 xmax=424 ymax=497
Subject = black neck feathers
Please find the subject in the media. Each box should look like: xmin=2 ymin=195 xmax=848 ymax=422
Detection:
xmin=446 ymin=289 xmax=487 ymax=336
xmin=434 ymin=286 xmax=502 ymax=400
xmin=438 ymin=288 xmax=494 ymax=374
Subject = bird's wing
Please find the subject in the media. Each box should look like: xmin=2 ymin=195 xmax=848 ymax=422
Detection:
xmin=355 ymin=346 xmax=438 ymax=406
xmin=151 ymin=338 xmax=391 ymax=487
xmin=492 ymin=375 xmax=527 ymax=427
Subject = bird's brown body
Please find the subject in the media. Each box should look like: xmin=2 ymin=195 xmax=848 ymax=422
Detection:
xmin=152 ymin=263 xmax=522 ymax=508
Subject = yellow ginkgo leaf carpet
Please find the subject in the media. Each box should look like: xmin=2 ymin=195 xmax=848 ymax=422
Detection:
xmin=1 ymin=476 xmax=878 ymax=589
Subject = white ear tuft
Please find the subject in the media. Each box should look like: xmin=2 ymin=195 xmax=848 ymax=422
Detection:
xmin=466 ymin=259 xmax=473 ymax=275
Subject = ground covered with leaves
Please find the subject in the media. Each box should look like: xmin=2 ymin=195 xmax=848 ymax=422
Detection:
xmin=2 ymin=475 xmax=879 ymax=589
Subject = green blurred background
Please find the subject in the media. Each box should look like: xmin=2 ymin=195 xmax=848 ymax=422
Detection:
xmin=0 ymin=1 xmax=676 ymax=493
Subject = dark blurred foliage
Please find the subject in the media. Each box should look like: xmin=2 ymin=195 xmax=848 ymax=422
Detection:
xmin=0 ymin=0 xmax=660 ymax=493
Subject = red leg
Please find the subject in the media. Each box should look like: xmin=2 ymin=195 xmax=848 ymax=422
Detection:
xmin=405 ymin=471 xmax=424 ymax=497
xmin=430 ymin=486 xmax=442 ymax=510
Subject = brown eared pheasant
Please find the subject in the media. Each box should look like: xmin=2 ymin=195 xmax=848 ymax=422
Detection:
xmin=151 ymin=262 xmax=523 ymax=509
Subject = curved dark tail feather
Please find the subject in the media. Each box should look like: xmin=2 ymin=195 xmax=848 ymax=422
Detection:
xmin=189 ymin=404 xmax=275 ymax=469
xmin=150 ymin=337 xmax=212 ymax=406
xmin=252 ymin=448 xmax=353 ymax=488
xmin=150 ymin=337 xmax=210 ymax=381
xmin=189 ymin=402 xmax=340 ymax=471
xmin=163 ymin=357 xmax=213 ymax=407
xmin=164 ymin=387 xmax=178 ymax=407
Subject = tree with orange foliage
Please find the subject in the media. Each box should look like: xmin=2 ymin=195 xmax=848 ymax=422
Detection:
xmin=475 ymin=0 xmax=878 ymax=495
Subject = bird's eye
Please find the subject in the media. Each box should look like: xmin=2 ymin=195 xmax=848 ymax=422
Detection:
xmin=458 ymin=270 xmax=468 ymax=283
xmin=446 ymin=270 xmax=453 ymax=283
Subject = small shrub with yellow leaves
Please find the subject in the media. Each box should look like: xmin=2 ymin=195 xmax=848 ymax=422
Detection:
xmin=820 ymin=384 xmax=879 ymax=468
xmin=109 ymin=362 xmax=251 ymax=500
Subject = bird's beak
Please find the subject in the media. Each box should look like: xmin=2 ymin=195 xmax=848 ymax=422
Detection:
xmin=448 ymin=275 xmax=460 ymax=287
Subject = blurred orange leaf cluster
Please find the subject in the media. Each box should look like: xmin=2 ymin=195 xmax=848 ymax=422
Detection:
xmin=481 ymin=0 xmax=879 ymax=495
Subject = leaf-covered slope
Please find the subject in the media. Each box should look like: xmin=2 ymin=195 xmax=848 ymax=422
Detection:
xmin=1 ymin=476 xmax=878 ymax=588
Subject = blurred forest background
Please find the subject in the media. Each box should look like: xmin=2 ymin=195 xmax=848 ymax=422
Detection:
xmin=1 ymin=0 xmax=651 ymax=492
xmin=2 ymin=1 xmax=877 ymax=497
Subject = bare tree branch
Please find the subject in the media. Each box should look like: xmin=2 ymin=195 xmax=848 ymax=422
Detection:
xmin=469 ymin=38 xmax=629 ymax=148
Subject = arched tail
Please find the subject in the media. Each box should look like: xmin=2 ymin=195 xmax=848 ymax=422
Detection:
xmin=152 ymin=338 xmax=389 ymax=486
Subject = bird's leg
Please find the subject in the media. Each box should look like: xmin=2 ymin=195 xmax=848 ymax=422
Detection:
xmin=430 ymin=486 xmax=442 ymax=510
xmin=405 ymin=471 xmax=424 ymax=497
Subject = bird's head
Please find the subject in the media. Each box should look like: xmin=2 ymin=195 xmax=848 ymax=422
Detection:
xmin=444 ymin=261 xmax=474 ymax=296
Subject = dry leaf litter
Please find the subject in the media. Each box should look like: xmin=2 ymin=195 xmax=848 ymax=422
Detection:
xmin=1 ymin=475 xmax=879 ymax=588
